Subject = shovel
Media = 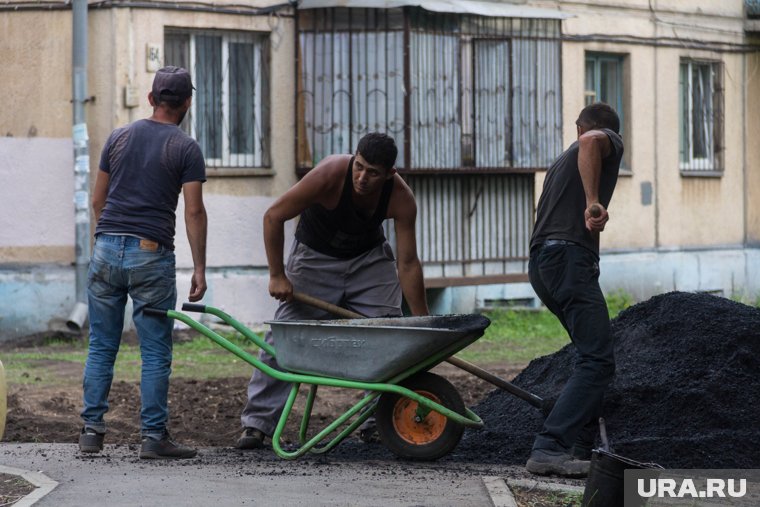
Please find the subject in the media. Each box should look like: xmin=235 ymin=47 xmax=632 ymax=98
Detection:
xmin=292 ymin=291 xmax=549 ymax=412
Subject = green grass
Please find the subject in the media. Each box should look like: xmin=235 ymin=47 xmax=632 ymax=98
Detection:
xmin=2 ymin=329 xmax=260 ymax=386
xmin=456 ymin=290 xmax=634 ymax=365
xmin=3 ymin=292 xmax=636 ymax=385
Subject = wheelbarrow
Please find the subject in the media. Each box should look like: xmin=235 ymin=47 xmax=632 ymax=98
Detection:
xmin=144 ymin=304 xmax=491 ymax=461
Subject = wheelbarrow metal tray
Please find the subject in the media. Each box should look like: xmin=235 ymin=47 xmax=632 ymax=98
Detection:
xmin=267 ymin=314 xmax=490 ymax=382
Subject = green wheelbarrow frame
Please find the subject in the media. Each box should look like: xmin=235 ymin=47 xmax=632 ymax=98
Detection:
xmin=150 ymin=305 xmax=484 ymax=460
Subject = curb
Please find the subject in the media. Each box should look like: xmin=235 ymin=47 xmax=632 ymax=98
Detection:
xmin=483 ymin=475 xmax=585 ymax=507
xmin=0 ymin=465 xmax=58 ymax=507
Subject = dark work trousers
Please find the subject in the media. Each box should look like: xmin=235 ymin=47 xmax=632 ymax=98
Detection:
xmin=528 ymin=242 xmax=615 ymax=454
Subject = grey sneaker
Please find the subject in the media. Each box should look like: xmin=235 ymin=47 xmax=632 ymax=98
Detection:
xmin=526 ymin=449 xmax=590 ymax=478
xmin=79 ymin=427 xmax=104 ymax=453
xmin=139 ymin=434 xmax=197 ymax=459
xmin=235 ymin=427 xmax=265 ymax=450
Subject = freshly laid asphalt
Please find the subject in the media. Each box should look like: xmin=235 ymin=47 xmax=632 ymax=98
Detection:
xmin=0 ymin=443 xmax=584 ymax=506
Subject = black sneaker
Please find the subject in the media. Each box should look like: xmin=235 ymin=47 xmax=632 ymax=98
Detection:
xmin=139 ymin=434 xmax=197 ymax=459
xmin=79 ymin=427 xmax=104 ymax=453
xmin=235 ymin=427 xmax=265 ymax=449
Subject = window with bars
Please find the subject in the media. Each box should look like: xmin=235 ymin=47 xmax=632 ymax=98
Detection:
xmin=164 ymin=30 xmax=271 ymax=169
xmin=679 ymin=59 xmax=723 ymax=173
xmin=585 ymin=52 xmax=628 ymax=169
xmin=296 ymin=8 xmax=562 ymax=172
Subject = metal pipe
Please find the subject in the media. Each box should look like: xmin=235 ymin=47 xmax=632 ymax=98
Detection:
xmin=66 ymin=0 xmax=90 ymax=333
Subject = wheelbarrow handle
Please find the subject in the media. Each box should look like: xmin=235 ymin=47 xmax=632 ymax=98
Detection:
xmin=182 ymin=303 xmax=207 ymax=313
xmin=144 ymin=307 xmax=169 ymax=317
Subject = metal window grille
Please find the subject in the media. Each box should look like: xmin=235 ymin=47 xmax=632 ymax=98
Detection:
xmin=165 ymin=29 xmax=271 ymax=169
xmin=679 ymin=59 xmax=724 ymax=173
xmin=296 ymin=8 xmax=562 ymax=171
xmin=297 ymin=8 xmax=558 ymax=279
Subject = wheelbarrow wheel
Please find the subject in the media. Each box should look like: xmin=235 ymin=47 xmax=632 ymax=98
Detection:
xmin=376 ymin=372 xmax=465 ymax=461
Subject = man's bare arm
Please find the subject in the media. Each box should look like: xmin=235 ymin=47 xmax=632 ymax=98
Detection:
xmin=391 ymin=181 xmax=429 ymax=316
xmin=578 ymin=130 xmax=612 ymax=232
xmin=183 ymin=181 xmax=207 ymax=302
xmin=264 ymin=155 xmax=348 ymax=301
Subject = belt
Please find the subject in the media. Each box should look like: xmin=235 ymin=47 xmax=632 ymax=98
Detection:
xmin=543 ymin=239 xmax=578 ymax=248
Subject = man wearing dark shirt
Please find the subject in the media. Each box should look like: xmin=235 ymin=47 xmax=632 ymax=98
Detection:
xmin=79 ymin=66 xmax=207 ymax=459
xmin=526 ymin=103 xmax=624 ymax=478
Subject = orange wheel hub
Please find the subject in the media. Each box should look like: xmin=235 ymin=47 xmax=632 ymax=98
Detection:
xmin=392 ymin=390 xmax=446 ymax=445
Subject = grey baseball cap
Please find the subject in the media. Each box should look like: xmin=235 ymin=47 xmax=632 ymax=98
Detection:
xmin=152 ymin=66 xmax=194 ymax=102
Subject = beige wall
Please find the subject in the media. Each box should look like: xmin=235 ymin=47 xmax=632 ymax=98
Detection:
xmin=0 ymin=11 xmax=73 ymax=138
xmin=555 ymin=0 xmax=753 ymax=252
xmin=1 ymin=6 xmax=297 ymax=268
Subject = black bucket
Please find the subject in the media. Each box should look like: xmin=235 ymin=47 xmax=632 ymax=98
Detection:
xmin=582 ymin=449 xmax=661 ymax=507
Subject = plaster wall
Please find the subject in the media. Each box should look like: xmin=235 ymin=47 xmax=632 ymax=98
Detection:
xmin=0 ymin=138 xmax=75 ymax=263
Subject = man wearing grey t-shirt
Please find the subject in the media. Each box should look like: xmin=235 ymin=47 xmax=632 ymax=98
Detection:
xmin=79 ymin=66 xmax=207 ymax=459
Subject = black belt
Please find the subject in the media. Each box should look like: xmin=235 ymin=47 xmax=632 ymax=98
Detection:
xmin=543 ymin=239 xmax=578 ymax=247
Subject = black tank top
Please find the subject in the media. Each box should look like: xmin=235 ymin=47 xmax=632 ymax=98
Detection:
xmin=295 ymin=157 xmax=395 ymax=259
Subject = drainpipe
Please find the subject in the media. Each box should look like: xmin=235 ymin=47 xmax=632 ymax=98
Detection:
xmin=66 ymin=0 xmax=90 ymax=333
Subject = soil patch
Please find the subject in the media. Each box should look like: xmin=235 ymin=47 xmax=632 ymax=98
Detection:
xmin=5 ymin=291 xmax=759 ymax=471
xmin=4 ymin=363 xmax=522 ymax=450
xmin=464 ymin=292 xmax=760 ymax=468
xmin=0 ymin=473 xmax=35 ymax=505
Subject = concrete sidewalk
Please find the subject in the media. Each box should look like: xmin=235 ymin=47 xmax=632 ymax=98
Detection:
xmin=1 ymin=443 xmax=564 ymax=506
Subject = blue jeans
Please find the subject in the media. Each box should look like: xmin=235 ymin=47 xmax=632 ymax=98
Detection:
xmin=81 ymin=234 xmax=177 ymax=439
xmin=528 ymin=242 xmax=615 ymax=454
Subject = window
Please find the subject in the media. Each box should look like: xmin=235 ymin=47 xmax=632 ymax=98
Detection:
xmin=679 ymin=59 xmax=723 ymax=173
xmin=585 ymin=52 xmax=628 ymax=168
xmin=165 ymin=30 xmax=270 ymax=169
xmin=297 ymin=9 xmax=562 ymax=171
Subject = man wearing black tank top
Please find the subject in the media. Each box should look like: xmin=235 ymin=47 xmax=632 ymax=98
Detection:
xmin=236 ymin=133 xmax=429 ymax=449
xmin=526 ymin=103 xmax=624 ymax=478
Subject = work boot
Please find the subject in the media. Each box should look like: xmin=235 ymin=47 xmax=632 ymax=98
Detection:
xmin=236 ymin=427 xmax=265 ymax=450
xmin=571 ymin=444 xmax=593 ymax=460
xmin=79 ymin=427 xmax=104 ymax=453
xmin=526 ymin=449 xmax=590 ymax=478
xmin=139 ymin=433 xmax=197 ymax=459
xmin=358 ymin=417 xmax=379 ymax=444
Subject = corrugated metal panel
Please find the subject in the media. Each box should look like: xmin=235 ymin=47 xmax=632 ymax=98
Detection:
xmin=410 ymin=32 xmax=461 ymax=168
xmin=386 ymin=173 xmax=533 ymax=278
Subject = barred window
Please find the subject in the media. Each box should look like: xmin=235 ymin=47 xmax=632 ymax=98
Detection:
xmin=679 ymin=59 xmax=723 ymax=174
xmin=165 ymin=30 xmax=270 ymax=169
xmin=297 ymin=9 xmax=562 ymax=172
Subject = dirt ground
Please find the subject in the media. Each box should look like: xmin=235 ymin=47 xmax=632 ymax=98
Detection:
xmin=2 ymin=329 xmax=523 ymax=449
xmin=5 ymin=291 xmax=756 ymax=504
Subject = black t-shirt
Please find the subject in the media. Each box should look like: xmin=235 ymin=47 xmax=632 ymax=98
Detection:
xmin=530 ymin=128 xmax=624 ymax=257
xmin=96 ymin=119 xmax=206 ymax=250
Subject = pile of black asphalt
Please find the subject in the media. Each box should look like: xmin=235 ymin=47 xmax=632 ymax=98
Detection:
xmin=454 ymin=291 xmax=760 ymax=468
